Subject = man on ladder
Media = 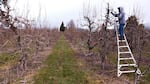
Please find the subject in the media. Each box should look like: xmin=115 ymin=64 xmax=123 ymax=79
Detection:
xmin=111 ymin=7 xmax=125 ymax=40
xmin=110 ymin=6 xmax=142 ymax=84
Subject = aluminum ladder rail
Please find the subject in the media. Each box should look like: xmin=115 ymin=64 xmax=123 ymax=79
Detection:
xmin=114 ymin=22 xmax=141 ymax=77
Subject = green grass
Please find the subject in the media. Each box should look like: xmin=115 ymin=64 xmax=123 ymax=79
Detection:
xmin=34 ymin=35 xmax=87 ymax=84
xmin=0 ymin=53 xmax=18 ymax=66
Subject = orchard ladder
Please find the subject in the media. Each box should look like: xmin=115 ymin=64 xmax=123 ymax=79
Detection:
xmin=114 ymin=22 xmax=141 ymax=77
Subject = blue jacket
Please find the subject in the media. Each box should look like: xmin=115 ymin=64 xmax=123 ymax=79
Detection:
xmin=111 ymin=7 xmax=125 ymax=24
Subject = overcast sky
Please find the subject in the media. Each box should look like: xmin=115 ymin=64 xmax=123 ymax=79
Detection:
xmin=10 ymin=0 xmax=150 ymax=27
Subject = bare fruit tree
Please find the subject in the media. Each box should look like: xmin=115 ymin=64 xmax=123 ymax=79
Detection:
xmin=98 ymin=3 xmax=111 ymax=70
xmin=81 ymin=2 xmax=99 ymax=54
xmin=0 ymin=0 xmax=32 ymax=78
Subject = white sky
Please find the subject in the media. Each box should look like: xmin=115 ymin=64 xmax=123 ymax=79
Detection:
xmin=10 ymin=0 xmax=150 ymax=27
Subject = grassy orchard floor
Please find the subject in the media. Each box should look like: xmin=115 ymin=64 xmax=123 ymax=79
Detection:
xmin=33 ymin=33 xmax=150 ymax=84
xmin=34 ymin=35 xmax=87 ymax=84
xmin=0 ymin=52 xmax=19 ymax=68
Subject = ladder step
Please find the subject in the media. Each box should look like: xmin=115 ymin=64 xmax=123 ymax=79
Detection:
xmin=119 ymin=57 xmax=133 ymax=60
xmin=119 ymin=64 xmax=137 ymax=67
xmin=120 ymin=70 xmax=135 ymax=74
xmin=119 ymin=46 xmax=128 ymax=48
xmin=119 ymin=40 xmax=126 ymax=42
xmin=118 ymin=34 xmax=125 ymax=37
xmin=119 ymin=51 xmax=131 ymax=54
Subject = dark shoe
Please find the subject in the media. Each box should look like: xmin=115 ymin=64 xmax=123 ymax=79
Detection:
xmin=119 ymin=36 xmax=124 ymax=40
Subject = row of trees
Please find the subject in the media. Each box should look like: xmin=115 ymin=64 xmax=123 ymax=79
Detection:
xmin=0 ymin=0 xmax=149 ymax=83
xmin=0 ymin=0 xmax=61 ymax=83
xmin=64 ymin=2 xmax=150 ymax=84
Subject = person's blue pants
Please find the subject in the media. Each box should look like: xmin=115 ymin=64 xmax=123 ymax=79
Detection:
xmin=119 ymin=24 xmax=125 ymax=39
